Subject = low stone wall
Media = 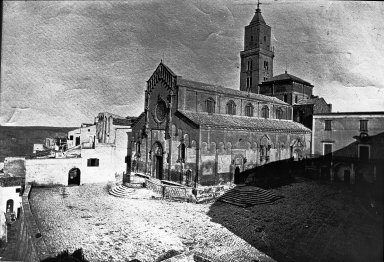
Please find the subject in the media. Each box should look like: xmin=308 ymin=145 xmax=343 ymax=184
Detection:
xmin=12 ymin=185 xmax=51 ymax=261
xmin=194 ymin=184 xmax=234 ymax=203
xmin=141 ymin=173 xmax=233 ymax=203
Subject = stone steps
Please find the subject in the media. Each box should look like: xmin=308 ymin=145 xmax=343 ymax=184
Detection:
xmin=109 ymin=185 xmax=136 ymax=198
xmin=218 ymin=186 xmax=283 ymax=207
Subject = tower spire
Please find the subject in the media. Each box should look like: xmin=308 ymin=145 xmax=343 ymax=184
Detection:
xmin=240 ymin=0 xmax=274 ymax=92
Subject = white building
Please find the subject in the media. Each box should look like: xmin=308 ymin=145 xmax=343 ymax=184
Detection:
xmin=67 ymin=123 xmax=96 ymax=149
xmin=0 ymin=176 xmax=22 ymax=241
xmin=24 ymin=113 xmax=136 ymax=186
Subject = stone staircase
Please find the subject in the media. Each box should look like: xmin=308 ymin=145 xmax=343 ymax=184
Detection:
xmin=109 ymin=184 xmax=136 ymax=198
xmin=218 ymin=185 xmax=284 ymax=207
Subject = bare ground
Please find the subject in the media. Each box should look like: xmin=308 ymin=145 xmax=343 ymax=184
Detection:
xmin=208 ymin=179 xmax=383 ymax=262
xmin=29 ymin=179 xmax=383 ymax=262
xmin=29 ymin=184 xmax=273 ymax=262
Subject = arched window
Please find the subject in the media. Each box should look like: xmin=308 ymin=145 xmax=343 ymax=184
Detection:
xmin=276 ymin=108 xmax=283 ymax=120
xmin=261 ymin=105 xmax=269 ymax=119
xmin=205 ymin=98 xmax=215 ymax=114
xmin=226 ymin=100 xmax=236 ymax=115
xmin=178 ymin=143 xmax=186 ymax=162
xmin=245 ymin=103 xmax=254 ymax=117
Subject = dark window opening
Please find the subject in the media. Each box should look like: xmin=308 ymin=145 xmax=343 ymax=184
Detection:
xmin=245 ymin=103 xmax=254 ymax=117
xmin=264 ymin=61 xmax=269 ymax=71
xmin=359 ymin=145 xmax=369 ymax=161
xmin=261 ymin=106 xmax=269 ymax=119
xmin=87 ymin=158 xmax=99 ymax=167
xmin=136 ymin=141 xmax=141 ymax=155
xmin=226 ymin=100 xmax=236 ymax=115
xmin=325 ymin=120 xmax=332 ymax=131
xmin=178 ymin=143 xmax=186 ymax=163
xmin=185 ymin=170 xmax=192 ymax=187
xmin=276 ymin=108 xmax=283 ymax=119
xmin=69 ymin=135 xmax=73 ymax=140
xmin=295 ymin=95 xmax=298 ymax=103
xmin=205 ymin=98 xmax=215 ymax=114
xmin=324 ymin=143 xmax=333 ymax=157
xmin=360 ymin=120 xmax=368 ymax=132
xmin=247 ymin=60 xmax=253 ymax=71
xmin=284 ymin=94 xmax=288 ymax=102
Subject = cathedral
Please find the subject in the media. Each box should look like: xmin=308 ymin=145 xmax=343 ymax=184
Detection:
xmin=128 ymin=5 xmax=312 ymax=186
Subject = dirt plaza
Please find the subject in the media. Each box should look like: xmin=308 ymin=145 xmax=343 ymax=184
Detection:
xmin=29 ymin=179 xmax=382 ymax=262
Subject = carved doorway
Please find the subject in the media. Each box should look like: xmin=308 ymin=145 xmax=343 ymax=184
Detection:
xmin=152 ymin=142 xmax=164 ymax=180
xmin=68 ymin=168 xmax=81 ymax=185
xmin=234 ymin=166 xmax=241 ymax=184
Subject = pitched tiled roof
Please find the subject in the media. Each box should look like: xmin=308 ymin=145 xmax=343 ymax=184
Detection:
xmin=261 ymin=72 xmax=313 ymax=87
xmin=176 ymin=111 xmax=311 ymax=133
xmin=177 ymin=78 xmax=288 ymax=105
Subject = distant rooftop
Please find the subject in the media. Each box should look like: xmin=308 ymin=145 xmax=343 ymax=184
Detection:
xmin=113 ymin=117 xmax=136 ymax=126
xmin=0 ymin=176 xmax=23 ymax=187
xmin=98 ymin=112 xmax=125 ymax=119
xmin=261 ymin=72 xmax=313 ymax=87
xmin=295 ymin=97 xmax=325 ymax=106
xmin=314 ymin=111 xmax=384 ymax=116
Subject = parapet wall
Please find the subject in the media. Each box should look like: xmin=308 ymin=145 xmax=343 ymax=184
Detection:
xmin=12 ymin=185 xmax=51 ymax=261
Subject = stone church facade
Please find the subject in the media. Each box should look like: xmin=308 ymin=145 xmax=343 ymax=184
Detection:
xmin=128 ymin=6 xmax=311 ymax=187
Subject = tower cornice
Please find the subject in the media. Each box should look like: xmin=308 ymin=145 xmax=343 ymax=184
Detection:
xmin=240 ymin=48 xmax=274 ymax=58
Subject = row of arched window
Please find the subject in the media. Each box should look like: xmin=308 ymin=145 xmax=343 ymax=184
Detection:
xmin=204 ymin=98 xmax=285 ymax=119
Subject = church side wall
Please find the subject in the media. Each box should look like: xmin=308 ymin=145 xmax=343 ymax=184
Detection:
xmin=198 ymin=128 xmax=311 ymax=186
xmin=180 ymin=85 xmax=291 ymax=120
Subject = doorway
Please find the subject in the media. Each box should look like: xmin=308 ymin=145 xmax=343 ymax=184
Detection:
xmin=152 ymin=142 xmax=164 ymax=180
xmin=6 ymin=199 xmax=14 ymax=213
xmin=359 ymin=145 xmax=369 ymax=161
xmin=344 ymin=169 xmax=351 ymax=184
xmin=68 ymin=168 xmax=81 ymax=185
xmin=155 ymin=155 xmax=163 ymax=180
xmin=234 ymin=166 xmax=241 ymax=184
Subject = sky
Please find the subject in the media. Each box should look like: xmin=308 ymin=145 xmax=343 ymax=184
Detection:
xmin=1 ymin=0 xmax=384 ymax=127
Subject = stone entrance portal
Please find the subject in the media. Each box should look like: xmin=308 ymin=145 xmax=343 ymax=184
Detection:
xmin=234 ymin=166 xmax=241 ymax=184
xmin=152 ymin=142 xmax=164 ymax=180
xmin=68 ymin=168 xmax=81 ymax=185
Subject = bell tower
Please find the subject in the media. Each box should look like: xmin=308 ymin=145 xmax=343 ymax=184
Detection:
xmin=240 ymin=2 xmax=274 ymax=93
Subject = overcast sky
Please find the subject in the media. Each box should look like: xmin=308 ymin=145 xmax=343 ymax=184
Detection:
xmin=1 ymin=0 xmax=384 ymax=127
